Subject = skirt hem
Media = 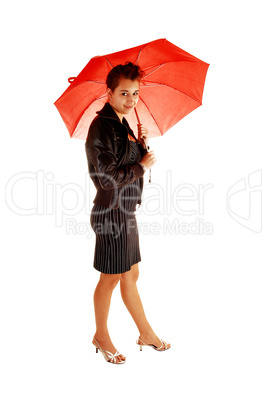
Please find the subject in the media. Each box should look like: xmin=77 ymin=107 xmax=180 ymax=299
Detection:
xmin=93 ymin=258 xmax=141 ymax=275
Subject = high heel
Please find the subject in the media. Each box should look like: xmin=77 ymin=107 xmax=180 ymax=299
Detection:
xmin=136 ymin=337 xmax=171 ymax=352
xmin=92 ymin=337 xmax=126 ymax=364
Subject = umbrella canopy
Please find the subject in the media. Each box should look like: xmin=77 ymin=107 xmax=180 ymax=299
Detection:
xmin=54 ymin=38 xmax=209 ymax=140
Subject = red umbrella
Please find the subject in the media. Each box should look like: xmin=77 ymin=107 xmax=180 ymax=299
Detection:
xmin=54 ymin=38 xmax=209 ymax=140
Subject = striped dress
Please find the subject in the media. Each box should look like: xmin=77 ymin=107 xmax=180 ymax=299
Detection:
xmin=90 ymin=140 xmax=143 ymax=274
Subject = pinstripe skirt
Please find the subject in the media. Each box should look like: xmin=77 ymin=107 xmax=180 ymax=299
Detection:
xmin=90 ymin=204 xmax=141 ymax=274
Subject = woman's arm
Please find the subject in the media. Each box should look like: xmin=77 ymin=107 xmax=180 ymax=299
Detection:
xmin=86 ymin=119 xmax=144 ymax=191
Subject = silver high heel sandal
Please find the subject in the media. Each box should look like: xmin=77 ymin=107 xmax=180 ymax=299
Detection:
xmin=92 ymin=337 xmax=126 ymax=364
xmin=136 ymin=337 xmax=171 ymax=352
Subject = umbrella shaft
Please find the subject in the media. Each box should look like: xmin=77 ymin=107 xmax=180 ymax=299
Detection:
xmin=134 ymin=107 xmax=141 ymax=125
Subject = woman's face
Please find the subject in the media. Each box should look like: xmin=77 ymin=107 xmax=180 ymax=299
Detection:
xmin=107 ymin=78 xmax=140 ymax=121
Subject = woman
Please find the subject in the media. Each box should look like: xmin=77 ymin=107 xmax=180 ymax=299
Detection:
xmin=85 ymin=62 xmax=170 ymax=364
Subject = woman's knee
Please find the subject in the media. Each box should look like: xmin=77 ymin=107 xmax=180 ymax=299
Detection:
xmin=120 ymin=264 xmax=139 ymax=286
xmin=99 ymin=273 xmax=122 ymax=290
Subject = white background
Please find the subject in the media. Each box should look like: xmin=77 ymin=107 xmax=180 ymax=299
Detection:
xmin=1 ymin=0 xmax=266 ymax=401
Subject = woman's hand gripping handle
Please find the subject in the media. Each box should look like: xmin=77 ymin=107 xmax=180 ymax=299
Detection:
xmin=138 ymin=124 xmax=157 ymax=183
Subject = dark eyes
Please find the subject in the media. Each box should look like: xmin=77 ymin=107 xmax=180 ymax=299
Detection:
xmin=121 ymin=92 xmax=139 ymax=96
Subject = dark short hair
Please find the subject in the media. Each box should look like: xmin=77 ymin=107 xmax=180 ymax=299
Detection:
xmin=106 ymin=62 xmax=144 ymax=92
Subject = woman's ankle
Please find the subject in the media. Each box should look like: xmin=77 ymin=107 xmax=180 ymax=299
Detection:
xmin=139 ymin=330 xmax=160 ymax=342
xmin=94 ymin=331 xmax=110 ymax=342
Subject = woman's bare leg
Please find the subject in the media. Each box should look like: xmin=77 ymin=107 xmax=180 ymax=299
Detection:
xmin=93 ymin=272 xmax=125 ymax=362
xmin=120 ymin=263 xmax=169 ymax=347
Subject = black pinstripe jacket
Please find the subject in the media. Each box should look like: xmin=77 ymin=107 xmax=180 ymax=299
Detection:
xmin=85 ymin=103 xmax=148 ymax=209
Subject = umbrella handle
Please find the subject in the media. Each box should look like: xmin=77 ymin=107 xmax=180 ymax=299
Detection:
xmin=147 ymin=145 xmax=151 ymax=183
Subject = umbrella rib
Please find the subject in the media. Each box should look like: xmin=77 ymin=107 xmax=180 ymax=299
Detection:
xmin=135 ymin=47 xmax=144 ymax=64
xmin=95 ymin=94 xmax=107 ymax=101
xmin=56 ymin=80 xmax=106 ymax=102
xmin=141 ymin=81 xmax=202 ymax=104
xmin=143 ymin=63 xmax=166 ymax=79
xmin=139 ymin=95 xmax=163 ymax=136
xmin=134 ymin=39 xmax=161 ymax=65
xmin=87 ymin=81 xmax=106 ymax=85
xmin=105 ymin=57 xmax=114 ymax=68
xmin=134 ymin=40 xmax=154 ymax=64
